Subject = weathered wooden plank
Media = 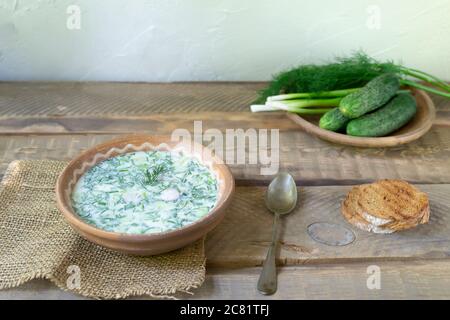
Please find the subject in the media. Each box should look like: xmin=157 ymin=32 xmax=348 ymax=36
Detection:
xmin=0 ymin=151 xmax=448 ymax=267
xmin=0 ymin=82 xmax=264 ymax=117
xmin=0 ymin=135 xmax=118 ymax=176
xmin=1 ymin=128 xmax=450 ymax=185
xmin=206 ymin=185 xmax=450 ymax=267
xmin=0 ymin=112 xmax=448 ymax=135
xmin=0 ymin=82 xmax=449 ymax=118
xmin=266 ymin=126 xmax=450 ymax=185
xmin=184 ymin=261 xmax=450 ymax=299
xmin=432 ymin=94 xmax=450 ymax=112
xmin=1 ymin=82 xmax=449 ymax=300
xmin=0 ymin=113 xmax=299 ymax=134
xmin=2 ymin=261 xmax=450 ymax=299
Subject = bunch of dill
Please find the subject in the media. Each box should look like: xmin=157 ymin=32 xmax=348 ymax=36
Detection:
xmin=256 ymin=52 xmax=401 ymax=103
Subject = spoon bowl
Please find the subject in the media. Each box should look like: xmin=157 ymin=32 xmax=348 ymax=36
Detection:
xmin=265 ymin=172 xmax=298 ymax=215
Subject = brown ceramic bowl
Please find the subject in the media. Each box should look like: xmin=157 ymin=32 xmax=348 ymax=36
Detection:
xmin=55 ymin=135 xmax=234 ymax=255
xmin=287 ymin=89 xmax=435 ymax=148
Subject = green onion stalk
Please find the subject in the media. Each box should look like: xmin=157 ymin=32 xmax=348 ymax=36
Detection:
xmin=250 ymin=89 xmax=412 ymax=114
xmin=251 ymin=97 xmax=341 ymax=114
xmin=399 ymin=67 xmax=450 ymax=94
xmin=250 ymin=104 xmax=334 ymax=114
xmin=400 ymin=79 xmax=450 ymax=98
xmin=267 ymin=88 xmax=361 ymax=101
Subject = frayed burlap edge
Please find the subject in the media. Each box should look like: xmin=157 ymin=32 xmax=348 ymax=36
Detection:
xmin=0 ymin=257 xmax=207 ymax=300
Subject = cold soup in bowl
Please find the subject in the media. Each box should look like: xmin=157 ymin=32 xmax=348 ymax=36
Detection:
xmin=56 ymin=135 xmax=234 ymax=255
xmin=71 ymin=150 xmax=219 ymax=234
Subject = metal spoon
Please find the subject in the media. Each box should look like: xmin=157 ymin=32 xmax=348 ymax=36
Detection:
xmin=257 ymin=172 xmax=298 ymax=295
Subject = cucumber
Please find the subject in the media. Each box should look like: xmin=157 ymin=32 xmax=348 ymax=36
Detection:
xmin=339 ymin=73 xmax=400 ymax=118
xmin=346 ymin=93 xmax=417 ymax=137
xmin=319 ymin=108 xmax=350 ymax=132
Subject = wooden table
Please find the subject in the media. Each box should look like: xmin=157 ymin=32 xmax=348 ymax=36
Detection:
xmin=1 ymin=82 xmax=450 ymax=300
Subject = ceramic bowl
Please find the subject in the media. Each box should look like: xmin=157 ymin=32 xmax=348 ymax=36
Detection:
xmin=287 ymin=89 xmax=435 ymax=148
xmin=56 ymin=135 xmax=234 ymax=255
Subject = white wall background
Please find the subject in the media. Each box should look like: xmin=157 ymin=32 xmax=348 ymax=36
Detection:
xmin=0 ymin=0 xmax=449 ymax=82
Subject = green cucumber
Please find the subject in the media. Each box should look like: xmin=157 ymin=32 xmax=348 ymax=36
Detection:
xmin=346 ymin=93 xmax=417 ymax=137
xmin=339 ymin=73 xmax=400 ymax=118
xmin=319 ymin=108 xmax=350 ymax=132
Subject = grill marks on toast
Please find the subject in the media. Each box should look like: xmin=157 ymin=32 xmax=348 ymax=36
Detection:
xmin=341 ymin=180 xmax=430 ymax=233
xmin=358 ymin=180 xmax=429 ymax=221
xmin=342 ymin=190 xmax=393 ymax=234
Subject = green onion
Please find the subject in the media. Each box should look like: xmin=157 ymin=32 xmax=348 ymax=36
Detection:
xmin=251 ymin=105 xmax=333 ymax=115
xmin=250 ymin=97 xmax=340 ymax=115
xmin=267 ymin=97 xmax=342 ymax=111
xmin=400 ymin=79 xmax=450 ymax=98
xmin=399 ymin=67 xmax=450 ymax=93
xmin=288 ymin=108 xmax=334 ymax=115
xmin=250 ymin=105 xmax=280 ymax=112
xmin=250 ymin=89 xmax=413 ymax=113
xmin=267 ymin=88 xmax=361 ymax=101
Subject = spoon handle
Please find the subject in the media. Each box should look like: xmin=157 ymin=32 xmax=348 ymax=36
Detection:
xmin=257 ymin=212 xmax=280 ymax=295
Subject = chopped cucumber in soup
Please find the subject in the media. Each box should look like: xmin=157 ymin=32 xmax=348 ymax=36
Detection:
xmin=71 ymin=151 xmax=219 ymax=234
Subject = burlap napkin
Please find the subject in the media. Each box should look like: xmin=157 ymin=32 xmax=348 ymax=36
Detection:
xmin=0 ymin=160 xmax=205 ymax=299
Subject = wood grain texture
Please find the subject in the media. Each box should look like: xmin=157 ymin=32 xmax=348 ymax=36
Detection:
xmin=184 ymin=261 xmax=450 ymax=299
xmin=0 ymin=82 xmax=449 ymax=119
xmin=0 ymin=112 xmax=448 ymax=135
xmin=1 ymin=82 xmax=450 ymax=299
xmin=0 ymin=82 xmax=264 ymax=117
xmin=2 ymin=261 xmax=450 ymax=299
xmin=0 ymin=112 xmax=299 ymax=134
xmin=1 ymin=129 xmax=450 ymax=185
xmin=206 ymin=185 xmax=450 ymax=267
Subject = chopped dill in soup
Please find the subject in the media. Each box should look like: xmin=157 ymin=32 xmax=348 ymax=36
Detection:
xmin=71 ymin=151 xmax=219 ymax=234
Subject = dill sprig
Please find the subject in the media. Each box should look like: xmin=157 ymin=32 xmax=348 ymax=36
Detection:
xmin=143 ymin=164 xmax=166 ymax=185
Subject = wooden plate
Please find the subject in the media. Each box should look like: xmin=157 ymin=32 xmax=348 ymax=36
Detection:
xmin=56 ymin=135 xmax=235 ymax=256
xmin=286 ymin=89 xmax=435 ymax=148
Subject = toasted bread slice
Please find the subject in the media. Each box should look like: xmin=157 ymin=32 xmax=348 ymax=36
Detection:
xmin=356 ymin=180 xmax=429 ymax=222
xmin=342 ymin=186 xmax=395 ymax=234
xmin=384 ymin=204 xmax=430 ymax=231
xmin=341 ymin=180 xmax=430 ymax=233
